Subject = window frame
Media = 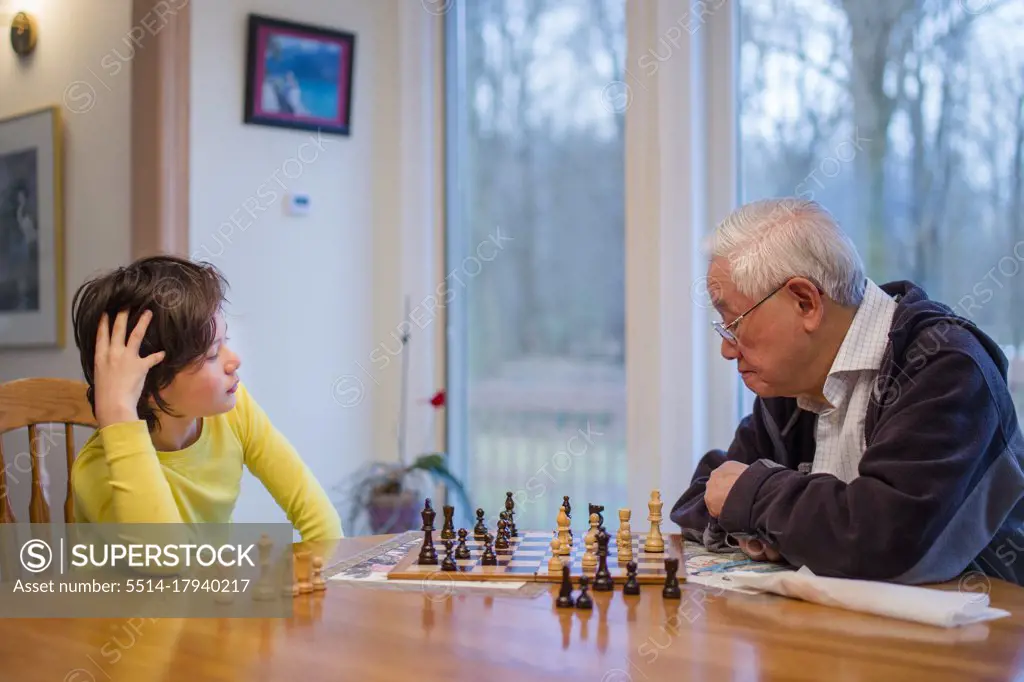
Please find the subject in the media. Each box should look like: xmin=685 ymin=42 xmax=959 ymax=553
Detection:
xmin=429 ymin=0 xmax=744 ymax=517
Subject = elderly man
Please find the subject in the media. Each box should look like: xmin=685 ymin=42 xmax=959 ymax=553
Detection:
xmin=670 ymin=197 xmax=1024 ymax=585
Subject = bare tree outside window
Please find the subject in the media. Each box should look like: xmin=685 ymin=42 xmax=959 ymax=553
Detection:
xmin=739 ymin=0 xmax=1024 ymax=413
xmin=449 ymin=0 xmax=627 ymax=529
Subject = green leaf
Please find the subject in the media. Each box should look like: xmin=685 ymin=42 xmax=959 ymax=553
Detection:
xmin=408 ymin=453 xmax=446 ymax=471
xmin=407 ymin=453 xmax=472 ymax=513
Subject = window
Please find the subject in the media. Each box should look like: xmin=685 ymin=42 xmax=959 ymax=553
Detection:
xmin=737 ymin=0 xmax=1024 ymax=416
xmin=445 ymin=0 xmax=628 ymax=529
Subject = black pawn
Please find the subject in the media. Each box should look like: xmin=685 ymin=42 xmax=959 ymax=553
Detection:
xmin=662 ymin=557 xmax=681 ymax=599
xmin=481 ymin=533 xmax=497 ymax=566
xmin=495 ymin=519 xmax=510 ymax=550
xmin=441 ymin=539 xmax=457 ymax=571
xmin=556 ymin=562 xmax=575 ymax=608
xmin=575 ymin=575 xmax=593 ymax=610
xmin=474 ymin=508 xmax=488 ymax=540
xmin=455 ymin=528 xmax=471 ymax=560
xmin=623 ymin=560 xmax=640 ymax=595
xmin=593 ymin=528 xmax=614 ymax=591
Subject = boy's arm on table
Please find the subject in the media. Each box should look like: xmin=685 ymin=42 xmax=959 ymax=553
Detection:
xmin=236 ymin=383 xmax=344 ymax=544
xmin=71 ymin=421 xmax=190 ymax=575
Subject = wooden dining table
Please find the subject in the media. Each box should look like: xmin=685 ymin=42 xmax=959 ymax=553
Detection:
xmin=1 ymin=533 xmax=1022 ymax=682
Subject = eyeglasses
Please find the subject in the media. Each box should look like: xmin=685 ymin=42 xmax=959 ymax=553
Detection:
xmin=711 ymin=281 xmax=789 ymax=344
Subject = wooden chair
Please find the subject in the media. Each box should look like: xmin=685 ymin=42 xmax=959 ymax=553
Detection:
xmin=0 ymin=377 xmax=97 ymax=524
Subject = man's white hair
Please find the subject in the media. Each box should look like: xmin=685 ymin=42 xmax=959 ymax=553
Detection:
xmin=708 ymin=198 xmax=866 ymax=306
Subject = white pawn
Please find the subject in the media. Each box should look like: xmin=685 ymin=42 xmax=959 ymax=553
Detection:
xmin=547 ymin=536 xmax=564 ymax=574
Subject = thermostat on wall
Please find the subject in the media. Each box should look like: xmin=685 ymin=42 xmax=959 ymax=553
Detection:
xmin=286 ymin=193 xmax=311 ymax=216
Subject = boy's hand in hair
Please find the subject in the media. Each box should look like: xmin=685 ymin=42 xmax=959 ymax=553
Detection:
xmin=93 ymin=310 xmax=166 ymax=428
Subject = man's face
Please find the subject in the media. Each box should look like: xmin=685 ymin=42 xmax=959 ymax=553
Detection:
xmin=707 ymin=257 xmax=819 ymax=398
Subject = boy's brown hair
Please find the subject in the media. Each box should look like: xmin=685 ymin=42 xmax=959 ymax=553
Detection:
xmin=71 ymin=256 xmax=229 ymax=430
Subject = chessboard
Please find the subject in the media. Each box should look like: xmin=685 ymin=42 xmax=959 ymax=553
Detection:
xmin=387 ymin=530 xmax=682 ymax=585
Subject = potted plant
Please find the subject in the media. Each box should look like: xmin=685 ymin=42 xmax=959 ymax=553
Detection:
xmin=338 ymin=390 xmax=472 ymax=534
xmin=334 ymin=298 xmax=472 ymax=534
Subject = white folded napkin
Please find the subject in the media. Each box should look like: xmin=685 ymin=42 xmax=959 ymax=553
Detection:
xmin=725 ymin=566 xmax=1011 ymax=628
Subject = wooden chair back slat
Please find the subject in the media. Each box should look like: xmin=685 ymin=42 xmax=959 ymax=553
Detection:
xmin=0 ymin=378 xmax=97 ymax=526
xmin=28 ymin=425 xmax=49 ymax=524
xmin=0 ymin=438 xmax=14 ymax=523
xmin=65 ymin=424 xmax=75 ymax=524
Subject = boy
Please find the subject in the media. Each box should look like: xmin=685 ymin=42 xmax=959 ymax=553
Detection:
xmin=70 ymin=255 xmax=343 ymax=541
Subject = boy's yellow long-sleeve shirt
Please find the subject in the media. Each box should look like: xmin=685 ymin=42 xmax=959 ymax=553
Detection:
xmin=71 ymin=382 xmax=343 ymax=541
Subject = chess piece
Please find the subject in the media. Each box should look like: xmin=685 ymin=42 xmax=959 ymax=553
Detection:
xmin=575 ymin=575 xmax=593 ymax=610
xmin=582 ymin=513 xmax=599 ymax=572
xmin=589 ymin=503 xmax=604 ymax=528
xmin=593 ymin=529 xmax=614 ymax=591
xmin=455 ymin=528 xmax=471 ymax=560
xmin=418 ymin=498 xmax=439 ymax=565
xmin=623 ymin=559 xmax=640 ymax=595
xmin=505 ymin=492 xmax=518 ymax=537
xmin=481 ymin=533 xmax=497 ymax=566
xmin=296 ymin=551 xmax=313 ymax=594
xmin=258 ymin=534 xmax=272 ymax=562
xmin=494 ymin=519 xmax=509 ymax=550
xmin=557 ymin=505 xmax=572 ymax=556
xmin=498 ymin=513 xmax=511 ymax=544
xmin=644 ymin=490 xmax=665 ymax=553
xmin=562 ymin=495 xmax=573 ymax=539
xmin=503 ymin=511 xmax=514 ymax=542
xmin=617 ymin=509 xmax=631 ymax=544
xmin=662 ymin=557 xmax=681 ymax=599
xmin=618 ymin=508 xmax=633 ymax=563
xmin=441 ymin=504 xmax=456 ymax=541
xmin=556 ymin=562 xmax=575 ymax=608
xmin=312 ymin=556 xmax=327 ymax=592
xmin=547 ymin=536 xmax=564 ymax=574
xmin=253 ymin=535 xmax=276 ymax=601
xmin=441 ymin=539 xmax=457 ymax=571
xmin=618 ymin=539 xmax=633 ymax=563
xmin=279 ymin=552 xmax=295 ymax=598
xmin=474 ymin=508 xmax=488 ymax=540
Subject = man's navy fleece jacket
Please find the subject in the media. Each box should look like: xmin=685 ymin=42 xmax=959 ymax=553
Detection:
xmin=670 ymin=280 xmax=1024 ymax=585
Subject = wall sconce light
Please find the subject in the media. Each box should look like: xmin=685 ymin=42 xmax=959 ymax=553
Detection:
xmin=9 ymin=10 xmax=38 ymax=57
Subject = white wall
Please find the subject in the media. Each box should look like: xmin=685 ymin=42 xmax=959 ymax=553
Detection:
xmin=189 ymin=0 xmax=407 ymax=529
xmin=0 ymin=0 xmax=133 ymax=518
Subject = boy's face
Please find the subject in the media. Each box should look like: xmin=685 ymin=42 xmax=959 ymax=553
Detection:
xmin=158 ymin=312 xmax=242 ymax=418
